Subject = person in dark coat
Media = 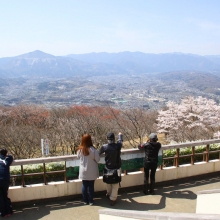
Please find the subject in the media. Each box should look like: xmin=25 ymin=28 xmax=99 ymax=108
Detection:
xmin=138 ymin=133 xmax=161 ymax=195
xmin=99 ymin=132 xmax=123 ymax=206
xmin=0 ymin=148 xmax=13 ymax=217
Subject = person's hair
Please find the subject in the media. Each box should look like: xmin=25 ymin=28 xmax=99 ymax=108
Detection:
xmin=77 ymin=134 xmax=93 ymax=156
xmin=0 ymin=148 xmax=7 ymax=156
xmin=149 ymin=138 xmax=158 ymax=143
xmin=147 ymin=133 xmax=158 ymax=143
xmin=147 ymin=137 xmax=158 ymax=143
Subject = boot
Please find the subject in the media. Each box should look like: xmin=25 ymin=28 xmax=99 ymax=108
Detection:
xmin=150 ymin=180 xmax=155 ymax=195
xmin=143 ymin=182 xmax=149 ymax=195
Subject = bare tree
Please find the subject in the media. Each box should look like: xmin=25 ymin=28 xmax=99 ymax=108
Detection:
xmin=109 ymin=106 xmax=158 ymax=148
xmin=0 ymin=105 xmax=49 ymax=159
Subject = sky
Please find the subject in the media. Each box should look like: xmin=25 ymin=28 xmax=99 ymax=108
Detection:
xmin=0 ymin=0 xmax=220 ymax=58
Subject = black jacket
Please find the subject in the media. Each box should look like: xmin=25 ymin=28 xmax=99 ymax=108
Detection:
xmin=0 ymin=154 xmax=13 ymax=180
xmin=99 ymin=140 xmax=122 ymax=169
xmin=138 ymin=141 xmax=161 ymax=163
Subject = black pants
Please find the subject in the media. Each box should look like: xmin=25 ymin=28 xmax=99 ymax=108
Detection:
xmin=144 ymin=162 xmax=157 ymax=183
xmin=0 ymin=179 xmax=10 ymax=216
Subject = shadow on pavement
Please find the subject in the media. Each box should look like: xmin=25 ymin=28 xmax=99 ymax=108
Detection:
xmin=8 ymin=173 xmax=220 ymax=219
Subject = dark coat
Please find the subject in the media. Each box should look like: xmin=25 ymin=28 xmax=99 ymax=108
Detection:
xmin=138 ymin=141 xmax=161 ymax=163
xmin=0 ymin=154 xmax=13 ymax=180
xmin=99 ymin=141 xmax=122 ymax=169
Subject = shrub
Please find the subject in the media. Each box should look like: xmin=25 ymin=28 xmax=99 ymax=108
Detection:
xmin=10 ymin=162 xmax=65 ymax=186
xmin=163 ymin=144 xmax=220 ymax=166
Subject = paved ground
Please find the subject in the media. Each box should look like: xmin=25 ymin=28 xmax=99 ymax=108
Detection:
xmin=8 ymin=173 xmax=220 ymax=220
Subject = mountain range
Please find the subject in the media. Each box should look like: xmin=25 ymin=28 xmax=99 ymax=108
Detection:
xmin=0 ymin=50 xmax=220 ymax=78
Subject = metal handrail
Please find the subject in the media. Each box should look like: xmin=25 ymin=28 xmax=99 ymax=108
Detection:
xmin=10 ymin=139 xmax=220 ymax=187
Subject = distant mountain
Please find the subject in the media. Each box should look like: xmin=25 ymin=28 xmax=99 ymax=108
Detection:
xmin=156 ymin=71 xmax=220 ymax=93
xmin=205 ymin=55 xmax=220 ymax=66
xmin=0 ymin=78 xmax=9 ymax=87
xmin=68 ymin=52 xmax=220 ymax=73
xmin=0 ymin=50 xmax=124 ymax=78
xmin=0 ymin=50 xmax=220 ymax=78
xmin=16 ymin=50 xmax=55 ymax=59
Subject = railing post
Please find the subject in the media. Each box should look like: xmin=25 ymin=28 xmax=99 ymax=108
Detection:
xmin=21 ymin=165 xmax=25 ymax=187
xmin=64 ymin=161 xmax=67 ymax=182
xmin=176 ymin=148 xmax=179 ymax=167
xmin=160 ymin=150 xmax=163 ymax=170
xmin=191 ymin=146 xmax=195 ymax=165
xmin=43 ymin=163 xmax=47 ymax=185
xmin=206 ymin=144 xmax=209 ymax=162
xmin=12 ymin=177 xmax=16 ymax=186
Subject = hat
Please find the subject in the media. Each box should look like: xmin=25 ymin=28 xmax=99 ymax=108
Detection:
xmin=107 ymin=132 xmax=115 ymax=140
xmin=0 ymin=148 xmax=7 ymax=156
xmin=149 ymin=133 xmax=158 ymax=140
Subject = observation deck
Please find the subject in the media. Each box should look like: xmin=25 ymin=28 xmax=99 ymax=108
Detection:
xmin=7 ymin=139 xmax=220 ymax=219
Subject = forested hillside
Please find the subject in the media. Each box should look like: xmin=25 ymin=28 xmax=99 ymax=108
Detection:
xmin=1 ymin=96 xmax=220 ymax=159
xmin=0 ymin=105 xmax=157 ymax=159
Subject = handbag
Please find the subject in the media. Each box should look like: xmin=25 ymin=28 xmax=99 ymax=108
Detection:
xmin=103 ymin=167 xmax=121 ymax=184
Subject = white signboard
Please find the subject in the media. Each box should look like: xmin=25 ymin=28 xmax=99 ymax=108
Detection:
xmin=45 ymin=139 xmax=49 ymax=156
xmin=41 ymin=139 xmax=50 ymax=156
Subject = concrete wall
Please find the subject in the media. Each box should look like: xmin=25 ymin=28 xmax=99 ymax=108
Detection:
xmin=8 ymin=159 xmax=220 ymax=202
xmin=196 ymin=189 xmax=220 ymax=214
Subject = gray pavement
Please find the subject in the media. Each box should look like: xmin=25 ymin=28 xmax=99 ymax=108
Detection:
xmin=8 ymin=174 xmax=220 ymax=220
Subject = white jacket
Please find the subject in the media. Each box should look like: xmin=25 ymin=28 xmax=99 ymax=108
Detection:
xmin=77 ymin=147 xmax=100 ymax=180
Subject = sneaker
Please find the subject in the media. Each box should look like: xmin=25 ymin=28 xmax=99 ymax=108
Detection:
xmin=89 ymin=203 xmax=93 ymax=206
xmin=150 ymin=190 xmax=155 ymax=195
xmin=110 ymin=200 xmax=116 ymax=206
xmin=83 ymin=202 xmax=88 ymax=205
xmin=143 ymin=189 xmax=150 ymax=195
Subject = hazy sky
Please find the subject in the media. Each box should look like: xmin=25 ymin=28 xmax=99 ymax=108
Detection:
xmin=1 ymin=0 xmax=220 ymax=57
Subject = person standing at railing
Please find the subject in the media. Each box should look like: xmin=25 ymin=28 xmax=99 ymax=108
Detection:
xmin=0 ymin=148 xmax=13 ymax=217
xmin=99 ymin=132 xmax=123 ymax=206
xmin=138 ymin=133 xmax=161 ymax=195
xmin=77 ymin=134 xmax=100 ymax=206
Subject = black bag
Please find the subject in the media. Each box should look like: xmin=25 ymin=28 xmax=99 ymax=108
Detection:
xmin=103 ymin=167 xmax=121 ymax=184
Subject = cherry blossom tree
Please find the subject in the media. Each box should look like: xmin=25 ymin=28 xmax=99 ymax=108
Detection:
xmin=157 ymin=96 xmax=220 ymax=142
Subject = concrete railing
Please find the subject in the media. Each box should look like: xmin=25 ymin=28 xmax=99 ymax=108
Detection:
xmin=8 ymin=139 xmax=220 ymax=202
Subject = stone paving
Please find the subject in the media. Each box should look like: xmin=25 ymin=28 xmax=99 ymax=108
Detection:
xmin=8 ymin=173 xmax=220 ymax=220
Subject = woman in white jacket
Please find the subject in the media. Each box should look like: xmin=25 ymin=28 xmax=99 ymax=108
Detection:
xmin=77 ymin=134 xmax=100 ymax=205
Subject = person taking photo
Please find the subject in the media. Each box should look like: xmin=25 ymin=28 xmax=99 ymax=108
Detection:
xmin=99 ymin=132 xmax=123 ymax=206
xmin=138 ymin=133 xmax=161 ymax=195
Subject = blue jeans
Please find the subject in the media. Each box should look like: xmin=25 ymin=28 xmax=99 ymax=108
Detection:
xmin=82 ymin=180 xmax=95 ymax=204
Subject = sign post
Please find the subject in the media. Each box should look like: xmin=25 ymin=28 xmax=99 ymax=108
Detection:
xmin=45 ymin=139 xmax=49 ymax=156
xmin=41 ymin=139 xmax=44 ymax=156
xmin=41 ymin=139 xmax=49 ymax=156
